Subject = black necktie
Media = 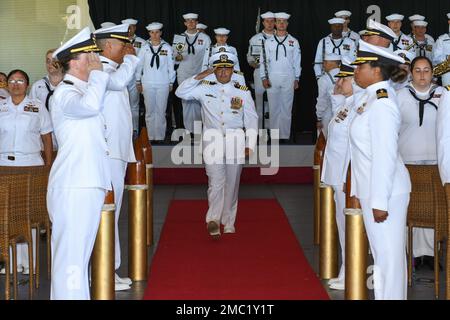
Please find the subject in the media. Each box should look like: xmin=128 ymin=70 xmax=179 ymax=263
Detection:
xmin=330 ymin=37 xmax=344 ymax=55
xmin=274 ymin=35 xmax=288 ymax=60
xmin=393 ymin=34 xmax=402 ymax=51
xmin=409 ymin=89 xmax=438 ymax=126
xmin=413 ymin=37 xmax=427 ymax=57
xmin=185 ymin=33 xmax=199 ymax=55
xmin=44 ymin=80 xmax=54 ymax=110
xmin=150 ymin=44 xmax=163 ymax=69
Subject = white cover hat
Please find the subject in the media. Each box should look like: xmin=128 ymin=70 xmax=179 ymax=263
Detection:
xmin=413 ymin=20 xmax=428 ymax=27
xmin=209 ymin=51 xmax=237 ymax=67
xmin=261 ymin=11 xmax=276 ymax=19
xmin=447 ymin=13 xmax=450 ymax=19
xmin=196 ymin=23 xmax=207 ymax=29
xmin=353 ymin=40 xmax=405 ymax=65
xmin=53 ymin=27 xmax=101 ymax=60
xmin=146 ymin=22 xmax=163 ymax=31
xmin=121 ymin=18 xmax=138 ymax=25
xmin=409 ymin=14 xmax=425 ymax=21
xmin=183 ymin=13 xmax=199 ymax=20
xmin=386 ymin=14 xmax=404 ymax=21
xmin=335 ymin=10 xmax=352 ymax=18
xmin=328 ymin=18 xmax=345 ymax=25
xmin=214 ymin=28 xmax=230 ymax=35
xmin=100 ymin=22 xmax=116 ymax=28
xmin=274 ymin=12 xmax=290 ymax=20
xmin=366 ymin=19 xmax=397 ymax=41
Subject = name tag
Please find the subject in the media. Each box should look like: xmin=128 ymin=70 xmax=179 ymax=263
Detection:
xmin=230 ymin=97 xmax=243 ymax=110
xmin=160 ymin=50 xmax=168 ymax=56
xmin=24 ymin=104 xmax=39 ymax=113
xmin=343 ymin=44 xmax=351 ymax=51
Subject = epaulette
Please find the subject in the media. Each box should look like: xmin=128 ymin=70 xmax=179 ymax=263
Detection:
xmin=234 ymin=83 xmax=249 ymax=91
xmin=201 ymin=80 xmax=216 ymax=85
xmin=376 ymin=88 xmax=388 ymax=99
xmin=445 ymin=85 xmax=450 ymax=91
xmin=63 ymin=80 xmax=74 ymax=85
xmin=233 ymin=70 xmax=244 ymax=76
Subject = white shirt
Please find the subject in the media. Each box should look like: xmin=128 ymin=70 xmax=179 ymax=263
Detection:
xmin=411 ymin=35 xmax=435 ymax=59
xmin=48 ymin=71 xmax=112 ymax=190
xmin=316 ymin=68 xmax=340 ymax=126
xmin=390 ymin=33 xmax=415 ymax=53
xmin=314 ymin=35 xmax=356 ymax=78
xmin=343 ymin=29 xmax=360 ymax=43
xmin=433 ymin=33 xmax=450 ymax=66
xmin=349 ymin=81 xmax=411 ymax=211
xmin=397 ymin=84 xmax=443 ymax=163
xmin=132 ymin=35 xmax=147 ymax=56
xmin=101 ymin=55 xmax=139 ymax=163
xmin=135 ymin=40 xmax=176 ymax=85
xmin=437 ymin=86 xmax=450 ymax=184
xmin=0 ymin=96 xmax=52 ymax=155
xmin=0 ymin=88 xmax=9 ymax=100
xmin=259 ymin=33 xmax=302 ymax=81
xmin=202 ymin=44 xmax=240 ymax=71
xmin=247 ymin=31 xmax=274 ymax=68
xmin=30 ymin=76 xmax=56 ymax=107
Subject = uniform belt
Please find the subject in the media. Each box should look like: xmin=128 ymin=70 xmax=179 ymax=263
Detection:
xmin=0 ymin=153 xmax=41 ymax=161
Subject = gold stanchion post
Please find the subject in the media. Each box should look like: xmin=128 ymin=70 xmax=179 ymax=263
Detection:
xmin=314 ymin=131 xmax=326 ymax=245
xmin=319 ymin=183 xmax=338 ymax=279
xmin=139 ymin=128 xmax=154 ymax=248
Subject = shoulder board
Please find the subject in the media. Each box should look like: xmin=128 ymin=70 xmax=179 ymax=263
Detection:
xmin=233 ymin=70 xmax=244 ymax=76
xmin=63 ymin=80 xmax=74 ymax=85
xmin=376 ymin=88 xmax=389 ymax=99
xmin=445 ymin=85 xmax=450 ymax=91
xmin=201 ymin=80 xmax=216 ymax=85
xmin=234 ymin=83 xmax=249 ymax=91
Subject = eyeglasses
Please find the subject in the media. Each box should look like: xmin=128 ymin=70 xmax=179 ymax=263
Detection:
xmin=8 ymin=79 xmax=26 ymax=85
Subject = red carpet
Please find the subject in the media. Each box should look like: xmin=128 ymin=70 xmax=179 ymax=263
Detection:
xmin=143 ymin=199 xmax=329 ymax=300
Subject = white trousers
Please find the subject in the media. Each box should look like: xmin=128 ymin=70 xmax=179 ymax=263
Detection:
xmin=332 ymin=185 xmax=346 ymax=281
xmin=109 ymin=158 xmax=127 ymax=271
xmin=142 ymin=84 xmax=170 ymax=141
xmin=182 ymin=99 xmax=202 ymax=133
xmin=412 ymin=228 xmax=434 ymax=257
xmin=204 ymin=163 xmax=243 ymax=228
xmin=128 ymin=80 xmax=140 ymax=134
xmin=266 ymin=74 xmax=295 ymax=139
xmin=360 ymin=194 xmax=409 ymax=300
xmin=48 ymin=188 xmax=105 ymax=300
xmin=253 ymin=68 xmax=265 ymax=130
xmin=442 ymin=73 xmax=450 ymax=87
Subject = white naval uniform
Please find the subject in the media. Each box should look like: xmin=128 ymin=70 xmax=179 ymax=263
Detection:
xmin=343 ymin=29 xmax=360 ymax=43
xmin=202 ymin=44 xmax=240 ymax=71
xmin=136 ymin=40 xmax=176 ymax=141
xmin=390 ymin=33 xmax=415 ymax=53
xmin=433 ymin=33 xmax=450 ymax=86
xmin=349 ymin=81 xmax=411 ymax=300
xmin=101 ymin=55 xmax=139 ymax=271
xmin=321 ymin=93 xmax=359 ymax=283
xmin=315 ymin=68 xmax=340 ymax=138
xmin=176 ymin=77 xmax=258 ymax=229
xmin=247 ymin=31 xmax=274 ymax=129
xmin=390 ymin=75 xmax=411 ymax=92
xmin=259 ymin=33 xmax=301 ymax=139
xmin=30 ymin=76 xmax=56 ymax=108
xmin=48 ymin=71 xmax=112 ymax=300
xmin=397 ymin=84 xmax=444 ymax=258
xmin=314 ymin=35 xmax=356 ymax=78
xmin=0 ymin=96 xmax=52 ymax=271
xmin=0 ymin=88 xmax=9 ymax=100
xmin=411 ymin=35 xmax=435 ymax=60
xmin=128 ymin=35 xmax=147 ymax=133
xmin=174 ymin=31 xmax=211 ymax=132
xmin=437 ymin=86 xmax=450 ymax=185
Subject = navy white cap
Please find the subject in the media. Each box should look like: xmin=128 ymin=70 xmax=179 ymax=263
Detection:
xmin=183 ymin=13 xmax=198 ymax=20
xmin=328 ymin=17 xmax=345 ymax=25
xmin=353 ymin=40 xmax=405 ymax=65
xmin=94 ymin=23 xmax=131 ymax=42
xmin=274 ymin=12 xmax=290 ymax=20
xmin=100 ymin=22 xmax=116 ymax=28
xmin=146 ymin=22 xmax=163 ymax=31
xmin=447 ymin=13 xmax=450 ymax=19
xmin=261 ymin=11 xmax=275 ymax=19
xmin=53 ymin=27 xmax=101 ymax=60
xmin=364 ymin=19 xmax=397 ymax=42
xmin=214 ymin=28 xmax=230 ymax=35
xmin=386 ymin=14 xmax=404 ymax=21
xmin=409 ymin=14 xmax=425 ymax=22
xmin=335 ymin=10 xmax=352 ymax=18
xmin=196 ymin=23 xmax=208 ymax=30
xmin=336 ymin=57 xmax=356 ymax=78
xmin=394 ymin=50 xmax=416 ymax=64
xmin=121 ymin=18 xmax=138 ymax=25
xmin=209 ymin=52 xmax=237 ymax=68
xmin=413 ymin=20 xmax=428 ymax=27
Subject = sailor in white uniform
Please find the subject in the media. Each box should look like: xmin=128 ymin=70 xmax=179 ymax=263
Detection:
xmin=315 ymin=53 xmax=341 ymax=138
xmin=386 ymin=14 xmax=415 ymax=53
xmin=433 ymin=13 xmax=450 ymax=86
xmin=94 ymin=23 xmax=141 ymax=291
xmin=176 ymin=52 xmax=258 ymax=238
xmin=202 ymin=28 xmax=240 ymax=71
xmin=362 ymin=19 xmax=397 ymax=49
xmin=174 ymin=13 xmax=211 ymax=133
xmin=410 ymin=21 xmax=435 ymax=60
xmin=334 ymin=10 xmax=360 ymax=43
xmin=247 ymin=11 xmax=275 ymax=129
xmin=48 ymin=27 xmax=111 ymax=300
xmin=350 ymin=41 xmax=411 ymax=300
xmin=136 ymin=22 xmax=176 ymax=142
xmin=437 ymin=84 xmax=450 ymax=185
xmin=260 ymin=12 xmax=301 ymax=141
xmin=196 ymin=23 xmax=208 ymax=33
xmin=314 ymin=18 xmax=356 ymax=79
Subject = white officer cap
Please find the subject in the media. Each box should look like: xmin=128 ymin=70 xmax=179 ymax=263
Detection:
xmin=335 ymin=10 xmax=352 ymax=18
xmin=328 ymin=17 xmax=345 ymax=25
xmin=261 ymin=11 xmax=275 ymax=19
xmin=214 ymin=28 xmax=230 ymax=35
xmin=336 ymin=57 xmax=356 ymax=78
xmin=413 ymin=20 xmax=428 ymax=27
xmin=359 ymin=29 xmax=368 ymax=36
xmin=365 ymin=19 xmax=397 ymax=42
xmin=274 ymin=12 xmax=291 ymax=20
xmin=53 ymin=27 xmax=102 ymax=60
xmin=447 ymin=13 xmax=450 ymax=20
xmin=352 ymin=40 xmax=405 ymax=65
xmin=196 ymin=23 xmax=208 ymax=30
xmin=409 ymin=14 xmax=425 ymax=22
xmin=394 ymin=49 xmax=416 ymax=64
xmin=100 ymin=22 xmax=116 ymax=28
xmin=209 ymin=51 xmax=237 ymax=68
xmin=121 ymin=18 xmax=138 ymax=25
xmin=386 ymin=14 xmax=404 ymax=22
xmin=146 ymin=22 xmax=163 ymax=31
xmin=324 ymin=53 xmax=341 ymax=61
xmin=94 ymin=23 xmax=131 ymax=42
xmin=183 ymin=13 xmax=199 ymax=20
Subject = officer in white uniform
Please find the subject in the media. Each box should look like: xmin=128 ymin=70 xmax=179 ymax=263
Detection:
xmin=386 ymin=14 xmax=415 ymax=53
xmin=136 ymin=22 xmax=176 ymax=142
xmin=122 ymin=18 xmax=146 ymax=135
xmin=0 ymin=70 xmax=53 ymax=275
xmin=410 ymin=21 xmax=435 ymax=59
xmin=48 ymin=27 xmax=111 ymax=300
xmin=174 ymin=13 xmax=211 ymax=133
xmin=437 ymin=85 xmax=450 ymax=184
xmin=176 ymin=52 xmax=258 ymax=238
xmin=247 ymin=11 xmax=275 ymax=129
xmin=334 ymin=10 xmax=360 ymax=43
xmin=315 ymin=53 xmax=341 ymax=138
xmin=363 ymin=19 xmax=397 ymax=49
xmin=433 ymin=13 xmax=450 ymax=86
xmin=202 ymin=28 xmax=240 ymax=71
xmin=94 ymin=23 xmax=141 ymax=291
xmin=314 ymin=18 xmax=356 ymax=79
xmin=260 ymin=12 xmax=301 ymax=141
xmin=196 ymin=23 xmax=208 ymax=33
xmin=350 ymin=40 xmax=411 ymax=300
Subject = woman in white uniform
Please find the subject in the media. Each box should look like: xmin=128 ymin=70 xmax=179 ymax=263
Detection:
xmin=397 ymin=56 xmax=445 ymax=269
xmin=0 ymin=69 xmax=53 ymax=275
xmin=349 ymin=40 xmax=411 ymax=300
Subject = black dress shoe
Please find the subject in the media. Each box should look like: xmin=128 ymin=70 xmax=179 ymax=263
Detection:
xmin=414 ymin=257 xmax=424 ymax=271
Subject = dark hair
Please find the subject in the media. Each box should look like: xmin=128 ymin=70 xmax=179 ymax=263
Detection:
xmin=0 ymin=72 xmax=7 ymax=79
xmin=58 ymin=52 xmax=82 ymax=73
xmin=410 ymin=56 xmax=433 ymax=71
xmin=7 ymin=69 xmax=30 ymax=85
xmin=369 ymin=61 xmax=406 ymax=83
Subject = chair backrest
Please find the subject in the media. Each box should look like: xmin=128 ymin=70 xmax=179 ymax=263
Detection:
xmin=0 ymin=184 xmax=10 ymax=260
xmin=432 ymin=169 xmax=448 ymax=242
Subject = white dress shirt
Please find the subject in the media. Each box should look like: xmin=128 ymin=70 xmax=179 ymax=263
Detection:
xmin=135 ymin=40 xmax=176 ymax=85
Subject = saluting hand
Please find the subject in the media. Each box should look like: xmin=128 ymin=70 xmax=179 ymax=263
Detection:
xmin=373 ymin=209 xmax=388 ymax=223
xmin=124 ymin=43 xmax=136 ymax=56
xmin=86 ymin=52 xmax=103 ymax=73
